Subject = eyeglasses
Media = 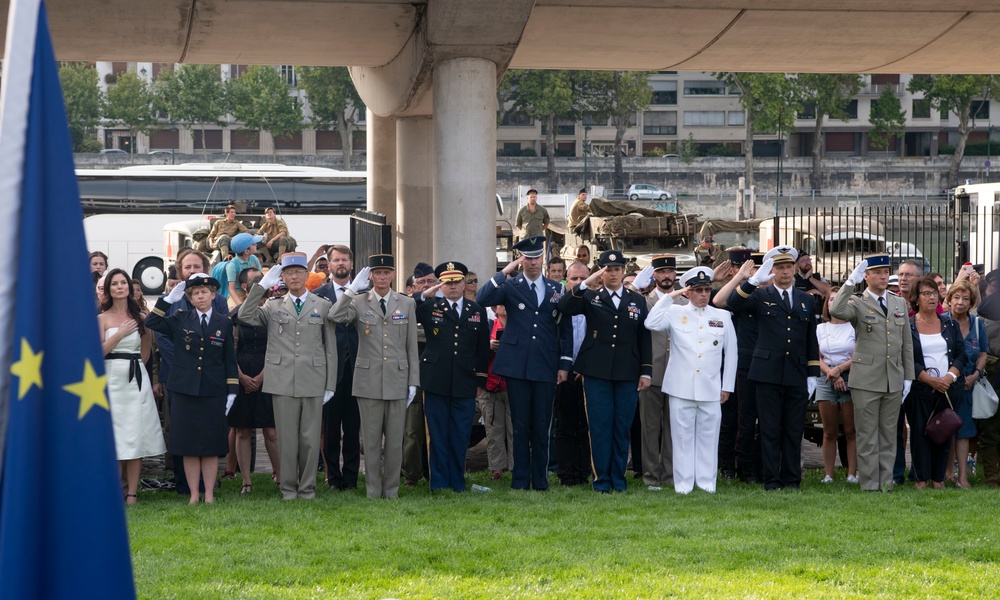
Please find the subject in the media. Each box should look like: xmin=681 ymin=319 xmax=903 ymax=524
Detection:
xmin=919 ymin=290 xmax=939 ymax=297
xmin=466 ymin=279 xmax=478 ymax=284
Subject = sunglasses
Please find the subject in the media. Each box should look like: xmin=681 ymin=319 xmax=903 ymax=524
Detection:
xmin=466 ymin=279 xmax=478 ymax=284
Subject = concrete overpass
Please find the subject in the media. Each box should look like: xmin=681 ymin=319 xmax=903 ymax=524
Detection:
xmin=4 ymin=0 xmax=998 ymax=277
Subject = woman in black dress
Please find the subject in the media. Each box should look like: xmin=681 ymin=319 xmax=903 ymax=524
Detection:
xmin=146 ymin=274 xmax=238 ymax=504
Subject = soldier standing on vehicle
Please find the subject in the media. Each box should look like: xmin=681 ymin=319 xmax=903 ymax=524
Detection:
xmin=515 ymin=188 xmax=550 ymax=240
xmin=207 ymin=205 xmax=248 ymax=260
xmin=256 ymin=207 xmax=296 ymax=265
xmin=568 ymin=188 xmax=590 ymax=230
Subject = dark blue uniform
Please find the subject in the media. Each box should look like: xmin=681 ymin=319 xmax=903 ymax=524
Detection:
xmin=559 ymin=284 xmax=652 ymax=492
xmin=727 ymin=282 xmax=819 ymax=490
xmin=416 ymin=296 xmax=490 ymax=491
xmin=477 ymin=272 xmax=573 ymax=490
xmin=313 ymin=282 xmax=361 ymax=490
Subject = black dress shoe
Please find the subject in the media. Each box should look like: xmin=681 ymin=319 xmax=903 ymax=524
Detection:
xmin=721 ymin=469 xmax=736 ymax=481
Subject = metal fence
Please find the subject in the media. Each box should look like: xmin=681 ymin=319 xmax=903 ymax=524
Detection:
xmin=349 ymin=209 xmax=392 ymax=272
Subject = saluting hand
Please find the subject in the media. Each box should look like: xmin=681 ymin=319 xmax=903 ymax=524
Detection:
xmin=735 ymin=259 xmax=755 ymax=283
xmin=631 ymin=266 xmax=654 ymax=290
xmin=748 ymin=258 xmax=775 ymax=286
xmin=502 ymin=256 xmax=524 ymax=277
xmin=712 ymin=260 xmax=732 ymax=282
xmin=582 ymin=267 xmax=606 ymax=290
xmin=421 ymin=281 xmax=445 ymax=300
xmin=347 ymin=267 xmax=372 ymax=294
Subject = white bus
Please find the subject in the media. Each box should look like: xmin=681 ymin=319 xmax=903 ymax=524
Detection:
xmin=954 ymin=181 xmax=1000 ymax=273
xmin=81 ymin=163 xmax=365 ymax=294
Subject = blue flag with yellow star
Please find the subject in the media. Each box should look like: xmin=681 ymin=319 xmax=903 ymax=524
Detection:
xmin=0 ymin=1 xmax=137 ymax=597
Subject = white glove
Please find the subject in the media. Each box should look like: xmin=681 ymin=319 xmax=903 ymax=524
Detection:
xmin=631 ymin=266 xmax=654 ymax=290
xmin=406 ymin=385 xmax=417 ymax=407
xmin=807 ymin=377 xmax=817 ymax=399
xmin=348 ymin=267 xmax=372 ymax=294
xmin=902 ymin=380 xmax=912 ymax=403
xmin=259 ymin=264 xmax=283 ymax=289
xmin=847 ymin=259 xmax=868 ymax=286
xmin=748 ymin=258 xmax=775 ymax=286
xmin=323 ymin=390 xmax=335 ymax=404
xmin=163 ymin=280 xmax=186 ymax=304
xmin=225 ymin=393 xmax=236 ymax=415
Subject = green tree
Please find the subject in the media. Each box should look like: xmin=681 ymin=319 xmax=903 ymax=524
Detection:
xmin=577 ymin=71 xmax=653 ymax=191
xmin=102 ymin=71 xmax=158 ymax=153
xmin=155 ymin=64 xmax=226 ymax=156
xmin=869 ymin=87 xmax=907 ymax=188
xmin=297 ymin=66 xmax=365 ymax=169
xmin=59 ymin=62 xmax=103 ymax=152
xmin=797 ymin=74 xmax=864 ymax=192
xmin=500 ymin=69 xmax=578 ymax=191
xmin=226 ymin=65 xmax=304 ymax=151
xmin=907 ymin=74 xmax=997 ymax=186
xmin=716 ymin=73 xmax=801 ymax=216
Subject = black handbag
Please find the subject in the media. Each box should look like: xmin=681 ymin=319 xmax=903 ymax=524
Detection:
xmin=925 ymin=392 xmax=963 ymax=445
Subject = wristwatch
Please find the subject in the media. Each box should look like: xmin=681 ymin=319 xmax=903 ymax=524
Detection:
xmin=946 ymin=372 xmax=958 ymax=382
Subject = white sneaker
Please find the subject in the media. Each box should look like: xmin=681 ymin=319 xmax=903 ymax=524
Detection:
xmin=821 ymin=475 xmax=834 ymax=484
xmin=846 ymin=474 xmax=859 ymax=484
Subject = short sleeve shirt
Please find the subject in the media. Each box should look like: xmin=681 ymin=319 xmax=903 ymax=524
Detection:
xmin=516 ymin=205 xmax=550 ymax=237
xmin=211 ymin=218 xmax=248 ymax=239
xmin=257 ymin=218 xmax=288 ymax=240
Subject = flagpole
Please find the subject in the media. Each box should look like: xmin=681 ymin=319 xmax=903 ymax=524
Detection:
xmin=0 ymin=0 xmax=42 ymax=476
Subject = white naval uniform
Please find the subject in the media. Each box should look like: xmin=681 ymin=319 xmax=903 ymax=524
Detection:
xmin=645 ymin=294 xmax=738 ymax=493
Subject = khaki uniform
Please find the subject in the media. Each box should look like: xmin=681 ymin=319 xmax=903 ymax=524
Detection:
xmin=209 ymin=218 xmax=248 ymax=257
xmin=639 ymin=289 xmax=675 ymax=485
xmin=331 ymin=289 xmax=420 ymax=498
xmin=257 ymin=218 xmax=296 ymax=264
xmin=515 ymin=205 xmax=550 ymax=238
xmin=238 ymin=286 xmax=339 ymax=499
xmin=830 ymin=285 xmax=915 ymax=491
xmin=568 ymin=199 xmax=590 ymax=230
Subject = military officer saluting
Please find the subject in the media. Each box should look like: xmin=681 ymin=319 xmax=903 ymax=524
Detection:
xmin=415 ymin=261 xmax=491 ymax=492
xmin=727 ymin=245 xmax=820 ymax=490
xmin=558 ymin=250 xmax=652 ymax=493
xmin=477 ymin=235 xmax=574 ymax=491
xmin=645 ymin=267 xmax=737 ymax=494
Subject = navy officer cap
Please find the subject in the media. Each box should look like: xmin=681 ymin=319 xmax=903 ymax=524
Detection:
xmin=727 ymin=247 xmax=751 ymax=265
xmin=651 ymin=254 xmax=676 ymax=270
xmin=598 ymin=250 xmax=627 ymax=267
xmin=680 ymin=267 xmax=714 ymax=288
xmin=865 ymin=253 xmax=892 ymax=270
xmin=413 ymin=261 xmax=434 ymax=278
xmin=512 ymin=235 xmax=545 ymax=258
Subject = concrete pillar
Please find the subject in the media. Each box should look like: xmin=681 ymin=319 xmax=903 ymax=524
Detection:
xmin=222 ymin=129 xmax=232 ymax=153
xmin=259 ymin=131 xmax=275 ymax=155
xmin=396 ymin=116 xmax=435 ymax=289
xmin=179 ymin=129 xmax=194 ymax=154
xmin=366 ymin=108 xmax=397 ymax=226
xmin=432 ymin=57 xmax=498 ymax=280
xmin=302 ymin=129 xmax=317 ymax=155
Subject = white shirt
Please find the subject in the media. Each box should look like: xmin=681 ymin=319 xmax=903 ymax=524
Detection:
xmin=919 ymin=332 xmax=950 ymax=378
xmin=288 ymin=291 xmax=308 ymax=307
xmin=817 ymin=322 xmax=855 ymax=366
xmin=605 ymin=285 xmax=624 ymax=309
xmin=332 ymin=279 xmax=352 ymax=300
xmin=865 ymin=288 xmax=889 ymax=310
xmin=772 ymin=283 xmax=794 ymax=309
xmin=571 ymin=314 xmax=586 ymax=362
xmin=195 ymin=308 xmax=213 ymax=324
xmin=447 ymin=297 xmax=465 ymax=314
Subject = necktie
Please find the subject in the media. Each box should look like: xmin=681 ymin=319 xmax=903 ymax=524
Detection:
xmin=781 ymin=290 xmax=790 ymax=311
xmin=294 ymin=298 xmax=303 ymax=314
xmin=200 ymin=314 xmax=208 ymax=335
xmin=530 ymin=282 xmax=538 ymax=305
xmin=879 ymin=296 xmax=888 ymax=317
xmin=380 ymin=298 xmax=387 ymax=315
xmin=452 ymin=302 xmax=459 ymax=313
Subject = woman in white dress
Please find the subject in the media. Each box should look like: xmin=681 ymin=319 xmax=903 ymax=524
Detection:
xmin=99 ymin=269 xmax=166 ymax=505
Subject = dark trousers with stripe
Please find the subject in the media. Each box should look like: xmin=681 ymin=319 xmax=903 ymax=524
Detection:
xmin=423 ymin=392 xmax=476 ymax=492
xmin=505 ymin=377 xmax=555 ymax=490
xmin=583 ymin=377 xmax=639 ymax=492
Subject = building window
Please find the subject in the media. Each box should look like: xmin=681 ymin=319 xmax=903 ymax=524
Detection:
xmin=683 ymin=111 xmax=726 ymax=127
xmin=727 ymin=111 xmax=745 ymax=126
xmin=643 ymin=111 xmax=677 ymax=135
xmin=541 ymin=121 xmax=575 ymax=136
xmin=582 ymin=112 xmax=608 ymax=126
xmin=845 ymin=100 xmax=858 ymax=119
xmin=500 ymin=111 xmax=533 ymax=127
xmin=280 ymin=65 xmax=297 ymax=87
xmin=798 ymin=103 xmax=817 ymax=120
xmin=683 ymin=80 xmax=726 ymax=96
xmin=651 ymin=90 xmax=677 ymax=105
xmin=973 ymin=100 xmax=990 ymax=120
xmin=912 ymin=98 xmax=931 ymax=119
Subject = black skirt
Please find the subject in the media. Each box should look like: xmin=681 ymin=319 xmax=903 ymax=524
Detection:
xmin=169 ymin=391 xmax=229 ymax=457
xmin=227 ymin=388 xmax=275 ymax=429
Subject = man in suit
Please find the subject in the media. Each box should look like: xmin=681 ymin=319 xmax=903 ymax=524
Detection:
xmin=645 ymin=267 xmax=738 ymax=494
xmin=558 ymin=250 xmax=652 ymax=493
xmin=414 ymin=262 xmax=490 ymax=492
xmin=477 ymin=236 xmax=574 ymax=490
xmin=727 ymin=245 xmax=820 ymax=490
xmin=830 ymin=254 xmax=915 ymax=492
xmin=554 ymin=261 xmax=593 ymax=486
xmin=312 ymin=244 xmax=361 ymax=490
xmin=331 ymin=254 xmax=420 ymax=498
xmin=238 ymin=252 xmax=339 ymax=500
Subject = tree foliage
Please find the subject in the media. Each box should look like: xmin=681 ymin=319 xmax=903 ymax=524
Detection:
xmin=577 ymin=71 xmax=653 ymax=190
xmin=297 ymin=66 xmax=365 ymax=169
xmin=500 ymin=69 xmax=578 ymax=191
xmin=103 ymin=71 xmax=158 ymax=152
xmin=59 ymin=63 xmax=103 ymax=152
xmin=155 ymin=64 xmax=226 ymax=155
xmin=907 ymin=74 xmax=997 ymax=186
xmin=226 ymin=65 xmax=304 ymax=145
xmin=868 ymin=87 xmax=906 ymax=151
xmin=797 ymin=74 xmax=864 ymax=191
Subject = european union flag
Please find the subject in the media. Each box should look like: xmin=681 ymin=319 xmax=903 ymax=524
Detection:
xmin=0 ymin=1 xmax=137 ymax=597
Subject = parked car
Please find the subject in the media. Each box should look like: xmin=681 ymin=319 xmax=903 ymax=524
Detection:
xmin=100 ymin=148 xmax=128 ymax=155
xmin=148 ymin=150 xmax=174 ymax=156
xmin=626 ymin=184 xmax=672 ymax=201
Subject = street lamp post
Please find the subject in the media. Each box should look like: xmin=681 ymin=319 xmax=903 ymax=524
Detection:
xmin=583 ymin=125 xmax=592 ymax=189
xmin=171 ymin=126 xmax=177 ymax=165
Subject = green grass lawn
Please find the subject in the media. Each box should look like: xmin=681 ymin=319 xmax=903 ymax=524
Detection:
xmin=128 ymin=469 xmax=1000 ymax=599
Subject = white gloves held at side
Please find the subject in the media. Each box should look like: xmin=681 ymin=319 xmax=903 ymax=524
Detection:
xmin=323 ymin=390 xmax=335 ymax=404
xmin=807 ymin=377 xmax=817 ymax=399
xmin=225 ymin=394 xmax=236 ymax=415
xmin=902 ymin=380 xmax=912 ymax=403
xmin=406 ymin=386 xmax=417 ymax=407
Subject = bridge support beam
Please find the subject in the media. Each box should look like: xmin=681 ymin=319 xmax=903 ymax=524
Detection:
xmin=432 ymin=57 xmax=497 ymax=280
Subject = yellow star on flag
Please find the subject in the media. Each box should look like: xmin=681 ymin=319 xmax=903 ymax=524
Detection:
xmin=10 ymin=338 xmax=43 ymax=400
xmin=63 ymin=359 xmax=109 ymax=420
